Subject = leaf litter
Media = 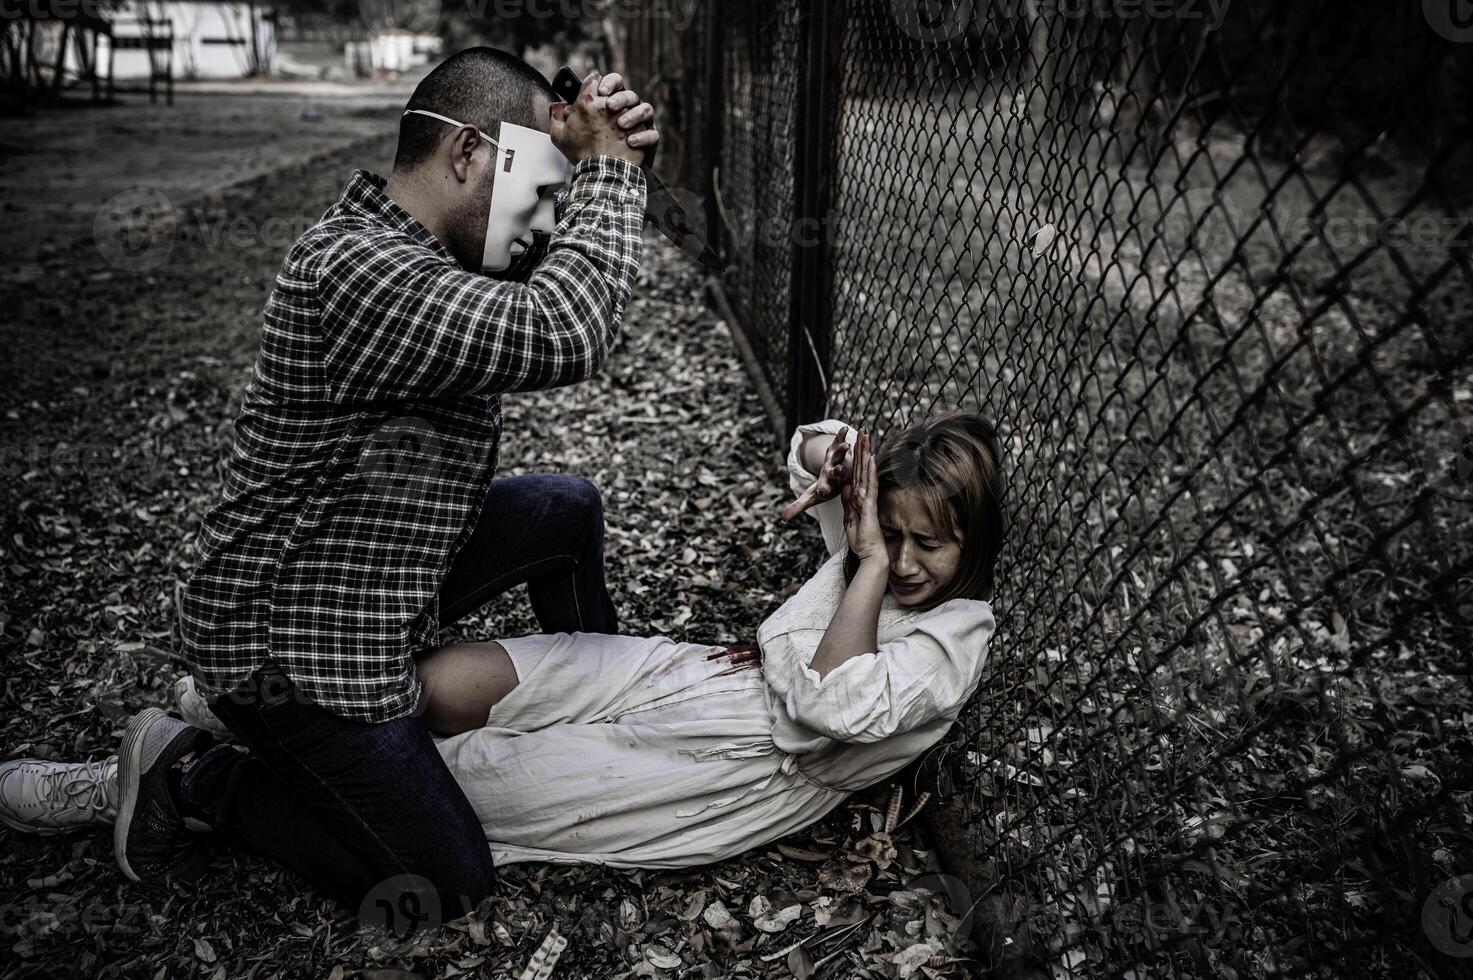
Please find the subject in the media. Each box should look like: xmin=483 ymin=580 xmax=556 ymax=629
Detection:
xmin=0 ymin=135 xmax=978 ymax=978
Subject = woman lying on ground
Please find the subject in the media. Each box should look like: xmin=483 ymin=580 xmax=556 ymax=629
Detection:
xmin=401 ymin=410 xmax=1005 ymax=867
xmin=2 ymin=411 xmax=1005 ymax=871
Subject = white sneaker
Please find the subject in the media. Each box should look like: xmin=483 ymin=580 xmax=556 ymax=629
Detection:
xmin=0 ymin=756 xmax=118 ymax=834
xmin=171 ymin=675 xmax=233 ymax=740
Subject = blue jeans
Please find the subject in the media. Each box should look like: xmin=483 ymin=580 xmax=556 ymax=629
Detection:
xmin=436 ymin=472 xmax=617 ymax=634
xmin=176 ymin=474 xmax=615 ymax=929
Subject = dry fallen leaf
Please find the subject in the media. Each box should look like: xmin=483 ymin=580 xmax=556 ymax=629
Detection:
xmin=702 ymin=900 xmax=740 ymax=931
xmin=679 ymin=889 xmax=708 ymax=922
xmin=853 ymin=832 xmax=897 ymax=870
xmin=1031 ymin=223 xmax=1058 ymax=257
xmin=777 ymin=844 xmax=832 ymax=863
xmin=892 ymin=941 xmax=938 ymax=978
xmin=644 ymin=942 xmax=682 ymax=970
xmin=750 ymin=895 xmax=803 ymax=933
xmin=788 ymin=943 xmax=818 ymax=978
xmin=819 ymin=858 xmax=873 ymax=893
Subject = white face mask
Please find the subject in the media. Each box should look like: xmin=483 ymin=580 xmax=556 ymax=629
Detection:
xmin=403 ymin=109 xmax=570 ymax=273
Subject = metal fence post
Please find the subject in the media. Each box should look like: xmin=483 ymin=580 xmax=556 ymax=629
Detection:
xmin=786 ymin=0 xmax=843 ymax=438
xmin=702 ymin=4 xmax=723 ymax=260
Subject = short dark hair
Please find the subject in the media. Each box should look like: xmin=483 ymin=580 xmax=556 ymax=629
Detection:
xmin=393 ymin=47 xmax=556 ymax=170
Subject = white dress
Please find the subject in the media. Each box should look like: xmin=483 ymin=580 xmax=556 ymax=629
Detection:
xmin=434 ymin=419 xmax=997 ymax=868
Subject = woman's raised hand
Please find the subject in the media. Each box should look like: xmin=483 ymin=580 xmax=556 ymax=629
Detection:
xmin=841 ymin=430 xmax=886 ymax=565
xmin=781 ymin=426 xmax=852 ymax=522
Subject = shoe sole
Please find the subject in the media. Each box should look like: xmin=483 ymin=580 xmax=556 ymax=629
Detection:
xmin=0 ymin=811 xmax=73 ymax=836
xmin=113 ymin=706 xmax=165 ymax=883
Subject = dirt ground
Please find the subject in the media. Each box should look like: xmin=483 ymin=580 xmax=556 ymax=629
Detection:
xmin=0 ymin=100 xmax=973 ymax=977
xmin=0 ymin=79 xmax=420 ymax=268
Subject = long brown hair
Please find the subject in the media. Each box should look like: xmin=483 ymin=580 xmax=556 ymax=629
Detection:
xmin=843 ymin=410 xmax=1007 ymax=607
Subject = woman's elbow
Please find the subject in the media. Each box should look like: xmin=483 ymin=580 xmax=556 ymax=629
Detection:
xmin=824 ymin=722 xmax=896 ymax=745
xmin=791 ymin=702 xmax=895 ymax=744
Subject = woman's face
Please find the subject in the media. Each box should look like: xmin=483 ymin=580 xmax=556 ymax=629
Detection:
xmin=878 ymin=487 xmax=963 ymax=608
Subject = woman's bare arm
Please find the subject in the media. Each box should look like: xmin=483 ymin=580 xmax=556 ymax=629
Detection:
xmin=809 ymin=560 xmax=888 ymax=680
xmin=808 ymin=430 xmax=889 ymax=680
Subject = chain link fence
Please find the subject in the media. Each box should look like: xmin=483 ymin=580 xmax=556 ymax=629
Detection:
xmin=625 ymin=1 xmax=1472 ymax=975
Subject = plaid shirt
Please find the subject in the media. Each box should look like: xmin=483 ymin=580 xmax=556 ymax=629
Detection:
xmin=178 ymin=155 xmax=646 ymax=722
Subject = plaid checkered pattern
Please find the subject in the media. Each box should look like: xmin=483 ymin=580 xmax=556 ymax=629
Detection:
xmin=178 ymin=155 xmax=647 ymax=722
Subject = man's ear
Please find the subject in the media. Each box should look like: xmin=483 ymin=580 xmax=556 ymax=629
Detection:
xmin=448 ymin=126 xmax=482 ymax=183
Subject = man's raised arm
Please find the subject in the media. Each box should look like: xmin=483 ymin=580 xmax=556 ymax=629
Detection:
xmin=316 ymin=154 xmax=645 ymax=403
